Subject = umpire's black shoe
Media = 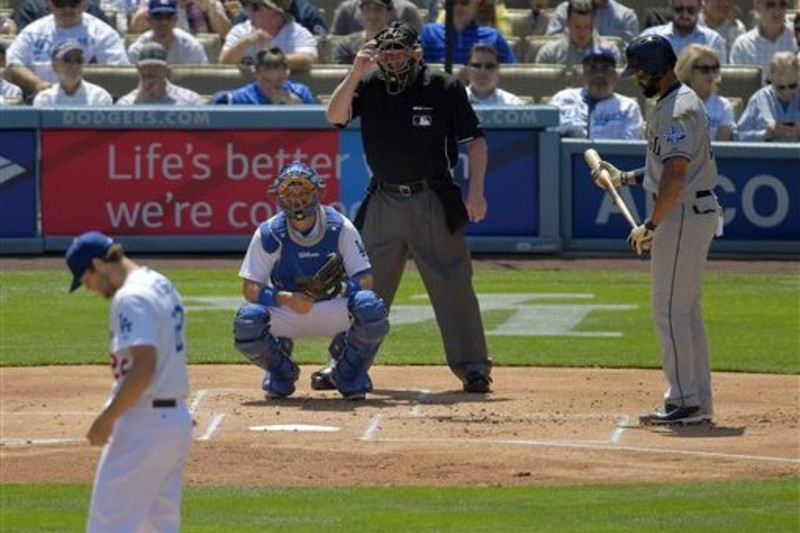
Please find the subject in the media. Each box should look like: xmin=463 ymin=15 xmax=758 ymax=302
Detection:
xmin=639 ymin=404 xmax=704 ymax=425
xmin=310 ymin=365 xmax=336 ymax=391
xmin=463 ymin=372 xmax=492 ymax=393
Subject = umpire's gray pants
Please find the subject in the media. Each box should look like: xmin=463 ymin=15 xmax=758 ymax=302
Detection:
xmin=361 ymin=188 xmax=491 ymax=380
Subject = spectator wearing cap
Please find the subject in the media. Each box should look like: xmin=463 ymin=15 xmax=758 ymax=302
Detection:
xmin=533 ymin=0 xmax=622 ymax=67
xmin=130 ymin=0 xmax=231 ymax=39
xmin=4 ymin=0 xmax=128 ymax=95
xmin=33 ymin=38 xmax=113 ymax=105
xmin=465 ymin=42 xmax=524 ymax=105
xmin=128 ymin=0 xmax=209 ymax=64
xmin=331 ymin=0 xmax=421 ymax=36
xmin=639 ymin=0 xmax=729 ymax=63
xmin=730 ymin=0 xmax=798 ymax=83
xmin=675 ymin=44 xmax=735 ymax=140
xmin=419 ymin=0 xmax=515 ymax=64
xmin=547 ymin=0 xmax=639 ymax=43
xmin=210 ymin=46 xmax=313 ymax=104
xmin=332 ymin=0 xmax=393 ymax=65
xmin=220 ymin=0 xmax=317 ymax=69
xmin=548 ymin=46 xmax=644 ymax=139
xmin=0 ymin=42 xmax=24 ymax=104
xmin=117 ymin=41 xmax=203 ymax=104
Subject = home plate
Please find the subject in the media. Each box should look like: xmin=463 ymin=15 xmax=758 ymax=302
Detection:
xmin=249 ymin=424 xmax=341 ymax=432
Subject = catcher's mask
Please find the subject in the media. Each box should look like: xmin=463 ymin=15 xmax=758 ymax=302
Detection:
xmin=375 ymin=21 xmax=421 ymax=95
xmin=272 ymin=161 xmax=324 ymax=221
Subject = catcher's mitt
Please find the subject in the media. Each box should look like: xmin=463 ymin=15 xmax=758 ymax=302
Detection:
xmin=296 ymin=252 xmax=346 ymax=300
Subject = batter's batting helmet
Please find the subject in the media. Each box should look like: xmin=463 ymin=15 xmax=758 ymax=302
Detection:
xmin=621 ymin=35 xmax=677 ymax=78
xmin=271 ymin=161 xmax=324 ymax=221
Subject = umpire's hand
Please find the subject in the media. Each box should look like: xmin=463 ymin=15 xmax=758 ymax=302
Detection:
xmin=465 ymin=192 xmax=487 ymax=223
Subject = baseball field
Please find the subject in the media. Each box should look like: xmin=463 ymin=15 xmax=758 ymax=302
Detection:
xmin=1 ymin=256 xmax=798 ymax=532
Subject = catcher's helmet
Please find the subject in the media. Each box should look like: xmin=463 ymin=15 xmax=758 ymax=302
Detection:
xmin=272 ymin=161 xmax=324 ymax=221
xmin=375 ymin=21 xmax=421 ymax=95
xmin=621 ymin=35 xmax=677 ymax=78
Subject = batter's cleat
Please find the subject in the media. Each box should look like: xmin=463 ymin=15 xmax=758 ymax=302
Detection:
xmin=310 ymin=365 xmax=337 ymax=391
xmin=639 ymin=404 xmax=705 ymax=426
xmin=463 ymin=372 xmax=492 ymax=393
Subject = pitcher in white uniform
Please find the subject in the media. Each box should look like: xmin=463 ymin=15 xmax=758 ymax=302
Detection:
xmin=592 ymin=35 xmax=722 ymax=426
xmin=66 ymin=231 xmax=192 ymax=533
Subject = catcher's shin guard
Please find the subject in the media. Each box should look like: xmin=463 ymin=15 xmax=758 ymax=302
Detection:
xmin=233 ymin=304 xmax=299 ymax=398
xmin=330 ymin=291 xmax=390 ymax=399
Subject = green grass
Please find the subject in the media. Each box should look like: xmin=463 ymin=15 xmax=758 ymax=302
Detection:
xmin=1 ymin=266 xmax=798 ymax=373
xmin=1 ymin=479 xmax=799 ymax=532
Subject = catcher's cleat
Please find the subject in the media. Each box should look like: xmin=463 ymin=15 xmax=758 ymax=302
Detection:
xmin=310 ymin=365 xmax=337 ymax=391
xmin=639 ymin=404 xmax=706 ymax=426
xmin=463 ymin=372 xmax=493 ymax=393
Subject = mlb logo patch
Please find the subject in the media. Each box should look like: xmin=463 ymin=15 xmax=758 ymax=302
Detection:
xmin=412 ymin=115 xmax=432 ymax=127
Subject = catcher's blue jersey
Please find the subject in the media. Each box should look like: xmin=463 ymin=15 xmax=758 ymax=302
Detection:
xmin=260 ymin=206 xmax=345 ymax=294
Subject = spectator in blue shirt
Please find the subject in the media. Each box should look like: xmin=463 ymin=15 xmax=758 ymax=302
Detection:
xmin=211 ymin=46 xmax=314 ymax=104
xmin=419 ymin=0 xmax=515 ymax=64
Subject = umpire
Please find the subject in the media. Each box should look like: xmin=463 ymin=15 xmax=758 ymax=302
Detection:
xmin=326 ymin=21 xmax=493 ymax=393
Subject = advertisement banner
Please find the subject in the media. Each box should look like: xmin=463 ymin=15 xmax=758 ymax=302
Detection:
xmin=571 ymin=153 xmax=800 ymax=241
xmin=336 ymin=129 xmax=540 ymax=237
xmin=0 ymin=130 xmax=37 ymax=238
xmin=41 ymin=129 xmax=340 ymax=235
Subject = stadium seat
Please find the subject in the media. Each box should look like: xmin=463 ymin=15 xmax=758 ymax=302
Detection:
xmin=82 ymin=65 xmax=139 ymax=100
xmin=457 ymin=63 xmax=567 ymax=102
xmin=293 ymin=65 xmax=350 ymax=98
xmin=517 ymin=34 xmax=559 ymax=63
xmin=171 ymin=64 xmax=252 ymax=96
xmin=717 ymin=66 xmax=762 ymax=107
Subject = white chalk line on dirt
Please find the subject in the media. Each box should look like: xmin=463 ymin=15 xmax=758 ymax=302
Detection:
xmin=198 ymin=414 xmax=226 ymax=441
xmin=610 ymin=415 xmax=629 ymax=444
xmin=373 ymin=437 xmax=800 ymax=465
xmin=189 ymin=389 xmax=209 ymax=414
xmin=0 ymin=437 xmax=83 ymax=447
xmin=409 ymin=390 xmax=431 ymax=416
xmin=360 ymin=414 xmax=384 ymax=441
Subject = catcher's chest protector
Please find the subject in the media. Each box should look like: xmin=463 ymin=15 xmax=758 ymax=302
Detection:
xmin=261 ymin=208 xmax=345 ymax=293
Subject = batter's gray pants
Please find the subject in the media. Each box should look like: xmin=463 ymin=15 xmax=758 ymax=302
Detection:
xmin=361 ymin=188 xmax=491 ymax=381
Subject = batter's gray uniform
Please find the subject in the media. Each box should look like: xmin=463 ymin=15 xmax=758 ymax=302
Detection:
xmin=644 ymin=83 xmax=721 ymax=417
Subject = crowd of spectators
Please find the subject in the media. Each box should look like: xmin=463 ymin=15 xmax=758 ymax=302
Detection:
xmin=1 ymin=0 xmax=799 ymax=142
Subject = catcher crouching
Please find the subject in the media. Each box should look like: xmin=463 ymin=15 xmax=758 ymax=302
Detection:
xmin=233 ymin=161 xmax=389 ymax=400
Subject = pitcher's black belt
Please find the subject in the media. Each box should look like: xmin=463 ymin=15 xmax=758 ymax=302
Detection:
xmin=653 ymin=190 xmax=712 ymax=200
xmin=152 ymin=399 xmax=177 ymax=408
xmin=377 ymin=180 xmax=429 ymax=196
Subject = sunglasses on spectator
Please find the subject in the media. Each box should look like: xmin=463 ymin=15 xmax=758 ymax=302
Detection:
xmin=763 ymin=0 xmax=789 ymax=9
xmin=585 ymin=63 xmax=615 ymax=73
xmin=774 ymin=82 xmax=798 ymax=90
xmin=60 ymin=56 xmax=84 ymax=64
xmin=693 ymin=64 xmax=720 ymax=74
xmin=53 ymin=0 xmax=81 ymax=7
xmin=673 ymin=5 xmax=698 ymax=14
xmin=456 ymin=0 xmax=472 ymax=5
xmin=150 ymin=12 xmax=176 ymax=19
xmin=469 ymin=62 xmax=497 ymax=70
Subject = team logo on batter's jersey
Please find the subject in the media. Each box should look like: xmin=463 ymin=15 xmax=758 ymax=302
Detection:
xmin=664 ymin=124 xmax=687 ymax=146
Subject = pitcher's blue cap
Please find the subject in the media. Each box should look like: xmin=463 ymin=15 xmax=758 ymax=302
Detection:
xmin=65 ymin=231 xmax=114 ymax=292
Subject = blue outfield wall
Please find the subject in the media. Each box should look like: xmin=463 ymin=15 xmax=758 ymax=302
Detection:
xmin=0 ymin=107 xmax=797 ymax=255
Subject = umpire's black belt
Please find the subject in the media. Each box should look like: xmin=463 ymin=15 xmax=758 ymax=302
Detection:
xmin=152 ymin=399 xmax=177 ymax=408
xmin=377 ymin=180 xmax=429 ymax=196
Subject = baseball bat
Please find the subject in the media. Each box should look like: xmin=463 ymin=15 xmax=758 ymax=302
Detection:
xmin=583 ymin=149 xmax=639 ymax=229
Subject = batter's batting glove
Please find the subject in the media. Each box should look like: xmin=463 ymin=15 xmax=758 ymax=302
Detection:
xmin=592 ymin=161 xmax=636 ymax=189
xmin=627 ymin=219 xmax=657 ymax=255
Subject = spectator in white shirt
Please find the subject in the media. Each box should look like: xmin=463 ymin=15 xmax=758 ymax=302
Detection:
xmin=33 ymin=38 xmax=113 ymax=105
xmin=128 ymin=0 xmax=209 ymax=64
xmin=547 ymin=0 xmax=639 ymax=43
xmin=220 ymin=0 xmax=316 ymax=69
xmin=640 ymin=0 xmax=728 ymax=63
xmin=4 ymin=0 xmax=129 ymax=95
xmin=117 ymin=41 xmax=204 ymax=104
xmin=0 ymin=42 xmax=24 ymax=104
xmin=675 ymin=43 xmax=735 ymax=140
xmin=465 ymin=43 xmax=524 ymax=106
xmin=548 ymin=46 xmax=644 ymax=139
xmin=730 ymin=0 xmax=798 ymax=83
xmin=699 ymin=0 xmax=746 ymax=52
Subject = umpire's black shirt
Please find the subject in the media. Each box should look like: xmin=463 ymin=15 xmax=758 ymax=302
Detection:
xmin=349 ymin=64 xmax=484 ymax=185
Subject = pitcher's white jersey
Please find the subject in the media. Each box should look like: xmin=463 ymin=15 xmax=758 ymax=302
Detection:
xmin=108 ymin=267 xmax=189 ymax=407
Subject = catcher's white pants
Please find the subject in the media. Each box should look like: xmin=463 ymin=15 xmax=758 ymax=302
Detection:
xmin=86 ymin=405 xmax=192 ymax=533
xmin=269 ymin=297 xmax=352 ymax=339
